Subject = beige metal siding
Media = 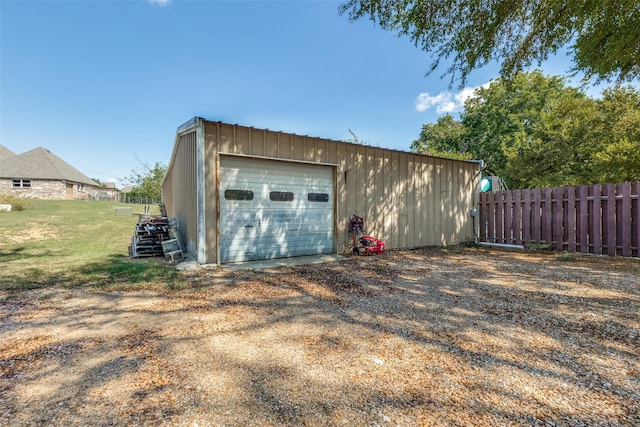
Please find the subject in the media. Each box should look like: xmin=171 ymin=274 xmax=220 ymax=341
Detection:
xmin=201 ymin=121 xmax=478 ymax=258
xmin=204 ymin=128 xmax=218 ymax=265
xmin=162 ymin=131 xmax=198 ymax=257
xmin=164 ymin=119 xmax=478 ymax=263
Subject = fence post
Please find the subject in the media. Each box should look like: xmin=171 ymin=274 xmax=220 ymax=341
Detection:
xmin=591 ymin=185 xmax=602 ymax=254
xmin=513 ymin=189 xmax=522 ymax=246
xmin=523 ymin=189 xmax=531 ymax=248
xmin=566 ymin=186 xmax=576 ymax=253
xmin=542 ymin=188 xmax=553 ymax=245
xmin=497 ymin=191 xmax=505 ymax=244
xmin=552 ymin=187 xmax=564 ymax=251
xmin=620 ymin=183 xmax=632 ymax=257
xmin=603 ymin=184 xmax=617 ymax=255
xmin=479 ymin=192 xmax=487 ymax=242
xmin=532 ymin=189 xmax=541 ymax=244
xmin=634 ymin=182 xmax=640 ymax=257
xmin=488 ymin=191 xmax=496 ymax=243
xmin=504 ymin=190 xmax=513 ymax=244
xmin=578 ymin=185 xmax=589 ymax=253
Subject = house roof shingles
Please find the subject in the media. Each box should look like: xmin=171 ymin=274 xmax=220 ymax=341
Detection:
xmin=0 ymin=146 xmax=99 ymax=187
xmin=0 ymin=145 xmax=16 ymax=161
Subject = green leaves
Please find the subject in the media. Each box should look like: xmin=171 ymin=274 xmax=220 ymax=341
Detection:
xmin=590 ymin=86 xmax=640 ymax=183
xmin=125 ymin=161 xmax=167 ymax=202
xmin=339 ymin=0 xmax=640 ymax=86
xmin=411 ymin=72 xmax=640 ymax=188
xmin=410 ymin=114 xmax=472 ymax=160
xmin=505 ymin=94 xmax=599 ymax=188
xmin=572 ymin=1 xmax=640 ymax=83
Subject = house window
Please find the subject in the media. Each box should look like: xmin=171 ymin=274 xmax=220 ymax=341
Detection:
xmin=269 ymin=191 xmax=294 ymax=201
xmin=307 ymin=192 xmax=329 ymax=202
xmin=12 ymin=179 xmax=30 ymax=188
xmin=224 ymin=189 xmax=254 ymax=201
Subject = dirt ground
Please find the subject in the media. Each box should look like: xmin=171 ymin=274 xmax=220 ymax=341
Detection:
xmin=1 ymin=247 xmax=639 ymax=426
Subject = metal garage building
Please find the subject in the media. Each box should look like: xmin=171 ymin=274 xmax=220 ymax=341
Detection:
xmin=162 ymin=117 xmax=481 ymax=265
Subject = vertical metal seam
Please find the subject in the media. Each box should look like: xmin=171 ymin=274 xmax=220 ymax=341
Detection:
xmin=333 ymin=165 xmax=338 ymax=254
xmin=196 ymin=118 xmax=206 ymax=264
xmin=216 ymin=151 xmax=221 ymax=265
xmin=215 ymin=122 xmax=221 ymax=265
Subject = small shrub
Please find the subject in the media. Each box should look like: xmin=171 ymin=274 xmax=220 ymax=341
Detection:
xmin=556 ymin=252 xmax=577 ymax=262
xmin=0 ymin=194 xmax=28 ymax=211
xmin=528 ymin=243 xmax=552 ymax=251
xmin=466 ymin=240 xmax=481 ymax=248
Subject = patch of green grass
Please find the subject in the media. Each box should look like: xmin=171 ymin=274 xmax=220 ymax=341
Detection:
xmin=556 ymin=252 xmax=577 ymax=262
xmin=528 ymin=243 xmax=552 ymax=251
xmin=0 ymin=200 xmax=182 ymax=292
xmin=77 ymin=255 xmax=182 ymax=290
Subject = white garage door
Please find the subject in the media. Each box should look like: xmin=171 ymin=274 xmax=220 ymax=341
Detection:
xmin=219 ymin=157 xmax=335 ymax=263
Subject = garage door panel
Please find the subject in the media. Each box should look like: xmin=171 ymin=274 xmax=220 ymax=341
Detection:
xmin=219 ymin=211 xmax=256 ymax=226
xmin=220 ymin=232 xmax=335 ymax=249
xmin=219 ymin=157 xmax=334 ymax=263
xmin=220 ymin=232 xmax=334 ymax=263
xmin=220 ymin=210 xmax=332 ymax=233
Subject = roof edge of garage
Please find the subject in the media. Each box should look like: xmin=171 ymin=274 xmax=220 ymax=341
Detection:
xmin=201 ymin=117 xmax=482 ymax=166
xmin=177 ymin=117 xmax=205 ymax=135
xmin=162 ymin=117 xmax=205 ymax=189
xmin=219 ymin=152 xmax=339 ymax=168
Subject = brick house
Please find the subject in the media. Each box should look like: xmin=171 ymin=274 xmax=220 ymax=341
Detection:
xmin=0 ymin=145 xmax=118 ymax=201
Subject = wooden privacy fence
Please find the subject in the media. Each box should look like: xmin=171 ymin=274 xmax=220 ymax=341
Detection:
xmin=479 ymin=182 xmax=640 ymax=257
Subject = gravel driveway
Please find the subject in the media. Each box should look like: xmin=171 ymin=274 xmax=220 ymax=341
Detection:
xmin=1 ymin=248 xmax=639 ymax=426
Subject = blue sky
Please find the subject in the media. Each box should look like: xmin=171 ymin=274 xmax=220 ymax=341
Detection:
xmin=0 ymin=0 xmax=617 ymax=186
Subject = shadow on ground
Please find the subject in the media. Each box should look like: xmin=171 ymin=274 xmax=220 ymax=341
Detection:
xmin=0 ymin=254 xmax=181 ymax=292
xmin=1 ymin=248 xmax=639 ymax=426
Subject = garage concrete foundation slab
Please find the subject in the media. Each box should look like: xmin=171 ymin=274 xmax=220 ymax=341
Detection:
xmin=175 ymin=254 xmax=345 ymax=272
xmin=222 ymin=254 xmax=345 ymax=271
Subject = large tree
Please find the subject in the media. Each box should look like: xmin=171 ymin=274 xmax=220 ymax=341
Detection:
xmin=506 ymin=85 xmax=640 ymax=187
xmin=462 ymin=71 xmax=582 ymax=179
xmin=590 ymin=86 xmax=640 ymax=183
xmin=125 ymin=161 xmax=167 ymax=202
xmin=410 ymin=72 xmax=640 ymax=188
xmin=504 ymin=93 xmax=599 ymax=188
xmin=339 ymin=0 xmax=640 ymax=86
xmin=410 ymin=114 xmax=472 ymax=160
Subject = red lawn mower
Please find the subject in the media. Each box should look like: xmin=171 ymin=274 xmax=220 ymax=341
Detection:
xmin=349 ymin=214 xmax=385 ymax=256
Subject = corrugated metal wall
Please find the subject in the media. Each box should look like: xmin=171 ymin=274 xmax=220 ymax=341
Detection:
xmin=163 ymin=119 xmax=478 ymax=264
xmin=197 ymin=121 xmax=478 ymax=263
xmin=162 ymin=130 xmax=198 ymax=257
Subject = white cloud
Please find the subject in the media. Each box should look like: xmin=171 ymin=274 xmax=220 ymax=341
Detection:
xmin=414 ymin=83 xmax=489 ymax=114
xmin=414 ymin=92 xmax=450 ymax=113
xmin=148 ymin=0 xmax=170 ymax=6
